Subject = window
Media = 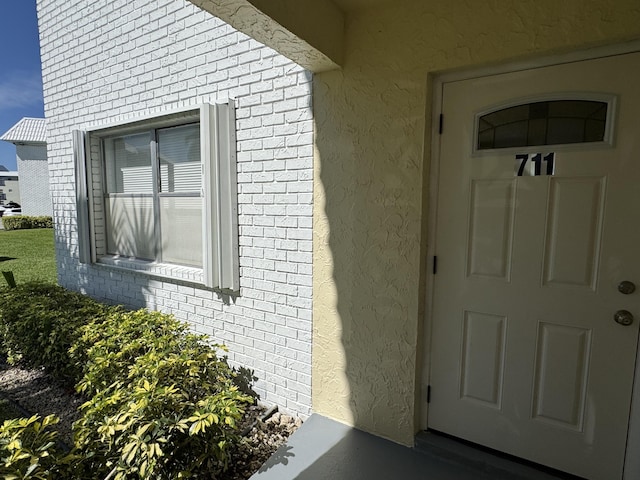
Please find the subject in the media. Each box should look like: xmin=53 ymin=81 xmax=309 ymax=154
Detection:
xmin=475 ymin=97 xmax=614 ymax=151
xmin=103 ymin=123 xmax=202 ymax=267
xmin=74 ymin=103 xmax=239 ymax=291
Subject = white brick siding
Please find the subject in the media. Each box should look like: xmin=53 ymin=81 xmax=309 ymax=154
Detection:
xmin=37 ymin=0 xmax=313 ymax=416
xmin=16 ymin=145 xmax=53 ymax=216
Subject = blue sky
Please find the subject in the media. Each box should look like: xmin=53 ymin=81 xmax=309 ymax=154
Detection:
xmin=0 ymin=0 xmax=44 ymax=171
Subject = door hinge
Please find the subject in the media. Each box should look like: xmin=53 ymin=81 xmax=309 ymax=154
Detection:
xmin=432 ymin=256 xmax=438 ymax=274
xmin=438 ymin=114 xmax=443 ymax=134
xmin=427 ymin=385 xmax=432 ymax=403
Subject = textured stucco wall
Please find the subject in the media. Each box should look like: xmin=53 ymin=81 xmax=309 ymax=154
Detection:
xmin=312 ymin=0 xmax=640 ymax=445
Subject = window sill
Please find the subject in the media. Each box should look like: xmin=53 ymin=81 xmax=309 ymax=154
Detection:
xmin=96 ymin=255 xmax=204 ymax=284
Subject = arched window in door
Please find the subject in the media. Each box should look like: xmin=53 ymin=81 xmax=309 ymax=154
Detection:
xmin=476 ymin=98 xmax=613 ymax=150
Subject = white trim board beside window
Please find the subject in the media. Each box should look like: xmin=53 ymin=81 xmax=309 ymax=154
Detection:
xmin=74 ymin=103 xmax=240 ymax=292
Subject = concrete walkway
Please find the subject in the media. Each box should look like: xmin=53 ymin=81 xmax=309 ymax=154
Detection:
xmin=250 ymin=414 xmax=573 ymax=480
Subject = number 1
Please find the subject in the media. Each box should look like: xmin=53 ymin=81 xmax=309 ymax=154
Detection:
xmin=543 ymin=152 xmax=555 ymax=175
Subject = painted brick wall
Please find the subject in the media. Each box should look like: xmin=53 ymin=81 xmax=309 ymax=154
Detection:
xmin=36 ymin=0 xmax=313 ymax=416
xmin=16 ymin=144 xmax=53 ymax=216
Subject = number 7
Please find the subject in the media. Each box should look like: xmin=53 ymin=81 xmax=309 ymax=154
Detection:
xmin=516 ymin=154 xmax=528 ymax=176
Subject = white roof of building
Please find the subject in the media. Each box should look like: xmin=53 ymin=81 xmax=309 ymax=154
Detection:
xmin=0 ymin=171 xmax=19 ymax=177
xmin=0 ymin=118 xmax=47 ymax=144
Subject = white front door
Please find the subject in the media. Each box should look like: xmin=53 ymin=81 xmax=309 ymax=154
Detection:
xmin=428 ymin=52 xmax=640 ymax=480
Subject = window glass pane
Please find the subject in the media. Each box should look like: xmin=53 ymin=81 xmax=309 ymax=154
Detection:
xmin=158 ymin=124 xmax=201 ymax=193
xmin=547 ymin=118 xmax=585 ymax=145
xmin=477 ymin=100 xmax=608 ymax=150
xmin=547 ymin=100 xmax=607 ymax=120
xmin=159 ymin=196 xmax=202 ymax=267
xmin=494 ymin=120 xmax=528 ymax=149
xmin=477 ymin=125 xmax=495 ymax=150
xmin=104 ymin=133 xmax=152 ymax=193
xmin=105 ymin=196 xmax=155 ymax=259
xmin=585 ymin=119 xmax=607 ymax=142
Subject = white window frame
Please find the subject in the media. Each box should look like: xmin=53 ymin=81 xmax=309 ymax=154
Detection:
xmin=74 ymin=102 xmax=240 ymax=292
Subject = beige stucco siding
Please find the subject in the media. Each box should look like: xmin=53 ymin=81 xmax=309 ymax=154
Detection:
xmin=188 ymin=0 xmax=640 ymax=446
xmin=312 ymin=0 xmax=640 ymax=445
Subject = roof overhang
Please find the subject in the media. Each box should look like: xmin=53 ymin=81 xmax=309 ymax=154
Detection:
xmin=188 ymin=0 xmax=345 ymax=72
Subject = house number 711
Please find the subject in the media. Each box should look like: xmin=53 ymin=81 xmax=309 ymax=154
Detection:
xmin=515 ymin=153 xmax=555 ymax=176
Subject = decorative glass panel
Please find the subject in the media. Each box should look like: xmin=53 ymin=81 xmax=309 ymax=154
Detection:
xmin=158 ymin=124 xmax=201 ymax=193
xmin=104 ymin=133 xmax=152 ymax=193
xmin=477 ymin=100 xmax=608 ymax=150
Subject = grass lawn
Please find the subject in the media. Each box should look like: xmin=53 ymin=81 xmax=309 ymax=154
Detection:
xmin=0 ymin=228 xmax=57 ymax=285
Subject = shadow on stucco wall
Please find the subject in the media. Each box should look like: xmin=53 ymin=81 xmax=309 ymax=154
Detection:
xmin=311 ymin=8 xmax=431 ymax=444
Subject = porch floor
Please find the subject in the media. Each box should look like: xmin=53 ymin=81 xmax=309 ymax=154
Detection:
xmin=249 ymin=414 xmax=573 ymax=480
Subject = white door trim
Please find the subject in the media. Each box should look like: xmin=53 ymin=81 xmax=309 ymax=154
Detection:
xmin=422 ymin=41 xmax=640 ymax=480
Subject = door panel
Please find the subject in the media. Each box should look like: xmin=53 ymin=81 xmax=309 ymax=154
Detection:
xmin=428 ymin=52 xmax=640 ymax=480
xmin=532 ymin=322 xmax=591 ymax=430
xmin=543 ymin=177 xmax=605 ymax=289
xmin=466 ymin=179 xmax=516 ymax=279
xmin=460 ymin=310 xmax=507 ymax=408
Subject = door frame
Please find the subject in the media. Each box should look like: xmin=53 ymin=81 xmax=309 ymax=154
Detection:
xmin=421 ymin=40 xmax=640 ymax=480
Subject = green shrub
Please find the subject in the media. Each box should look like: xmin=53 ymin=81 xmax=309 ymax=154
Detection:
xmin=0 ymin=283 xmax=116 ymax=383
xmin=0 ymin=414 xmax=69 ymax=479
xmin=71 ymin=310 xmax=252 ymax=479
xmin=72 ymin=310 xmax=195 ymax=396
xmin=0 ymin=286 xmax=254 ymax=479
xmin=1 ymin=216 xmax=53 ymax=231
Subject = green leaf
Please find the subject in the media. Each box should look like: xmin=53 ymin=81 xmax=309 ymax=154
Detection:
xmin=25 ymin=462 xmax=40 ymax=476
xmin=6 ymin=439 xmax=21 ymax=451
xmin=139 ymin=459 xmax=148 ymax=477
xmin=189 ymin=420 xmax=203 ymax=436
xmin=135 ymin=422 xmax=153 ymax=438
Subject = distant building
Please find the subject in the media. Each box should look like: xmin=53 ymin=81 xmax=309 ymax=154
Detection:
xmin=0 ymin=118 xmax=52 ymax=216
xmin=0 ymin=169 xmax=19 ymax=205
